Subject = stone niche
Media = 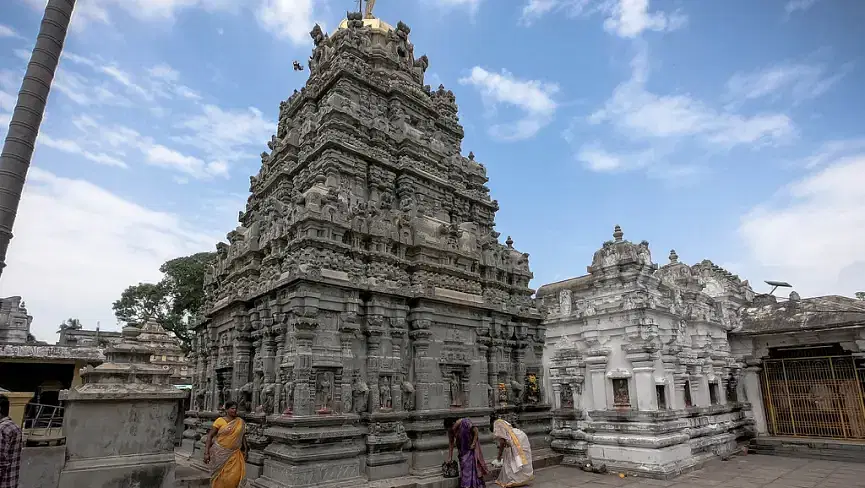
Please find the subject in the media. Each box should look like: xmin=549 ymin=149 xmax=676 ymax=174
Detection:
xmin=178 ymin=11 xmax=550 ymax=488
xmin=539 ymin=226 xmax=754 ymax=478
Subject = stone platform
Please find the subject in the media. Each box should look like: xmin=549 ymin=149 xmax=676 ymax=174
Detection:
xmin=749 ymin=436 xmax=865 ymax=464
xmin=175 ymin=449 xmax=561 ymax=488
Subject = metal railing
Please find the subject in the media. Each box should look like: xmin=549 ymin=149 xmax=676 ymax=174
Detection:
xmin=22 ymin=403 xmax=64 ymax=443
xmin=762 ymin=355 xmax=865 ymax=440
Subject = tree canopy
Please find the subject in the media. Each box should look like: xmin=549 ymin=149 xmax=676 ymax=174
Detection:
xmin=113 ymin=251 xmax=214 ymax=350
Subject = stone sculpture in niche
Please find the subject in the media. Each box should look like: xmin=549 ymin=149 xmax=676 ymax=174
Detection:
xmin=379 ymin=376 xmax=393 ymax=410
xmin=239 ymin=382 xmax=253 ymax=412
xmin=259 ymin=384 xmax=275 ymax=414
xmin=510 ymin=380 xmax=524 ymax=407
xmin=526 ymin=373 xmax=540 ymax=404
xmin=612 ymin=378 xmax=630 ymax=408
xmin=498 ymin=382 xmax=508 ymax=405
xmin=559 ymin=384 xmax=574 ymax=409
xmin=282 ymin=378 xmax=295 ymax=415
xmin=402 ymin=381 xmax=415 ymax=411
xmin=448 ymin=372 xmax=463 ymax=407
xmin=353 ymin=376 xmax=369 ymax=413
xmin=316 ymin=371 xmax=334 ymax=414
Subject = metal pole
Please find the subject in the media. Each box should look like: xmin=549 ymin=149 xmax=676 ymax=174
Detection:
xmin=0 ymin=0 xmax=76 ymax=279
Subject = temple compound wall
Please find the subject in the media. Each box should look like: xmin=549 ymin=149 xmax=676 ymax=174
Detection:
xmin=180 ymin=13 xmax=550 ymax=488
xmin=538 ymin=226 xmax=755 ymax=478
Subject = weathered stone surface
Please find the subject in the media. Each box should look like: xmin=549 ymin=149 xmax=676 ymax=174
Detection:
xmin=0 ymin=296 xmax=34 ymax=344
xmin=538 ymin=227 xmax=754 ymax=477
xmin=21 ymin=445 xmax=66 ymax=488
xmin=182 ymin=9 xmax=550 ymax=488
xmin=58 ymin=325 xmax=186 ymax=488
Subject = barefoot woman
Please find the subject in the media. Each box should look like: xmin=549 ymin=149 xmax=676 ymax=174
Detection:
xmin=204 ymin=401 xmax=249 ymax=488
xmin=445 ymin=417 xmax=488 ymax=488
xmin=491 ymin=418 xmax=533 ymax=487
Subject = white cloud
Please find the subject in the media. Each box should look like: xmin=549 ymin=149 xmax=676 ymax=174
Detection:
xmin=459 ymin=67 xmax=559 ymax=141
xmin=173 ymin=104 xmax=274 ymax=162
xmin=53 ymin=67 xmax=133 ymax=107
xmin=575 ymin=144 xmax=625 ymax=172
xmin=739 ymin=153 xmax=865 ymax=298
xmin=0 ymin=24 xmax=21 ymax=39
xmin=603 ymin=0 xmax=686 ymax=38
xmin=0 ymin=168 xmax=217 ymax=341
xmin=785 ymin=0 xmax=820 ymax=15
xmin=23 ymin=0 xmax=324 ymax=45
xmin=591 ymin=76 xmax=795 ymax=147
xmin=520 ymin=0 xmax=612 ymax=26
xmin=256 ymin=0 xmax=319 ymax=45
xmin=0 ymin=90 xmax=15 ymax=113
xmin=144 ymin=144 xmax=228 ymax=178
xmin=520 ymin=0 xmax=685 ymax=37
xmin=39 ymin=134 xmax=129 ymax=168
xmin=568 ymin=46 xmax=795 ymax=178
xmin=726 ymin=62 xmax=848 ymax=106
xmin=797 ymin=139 xmax=865 ymax=169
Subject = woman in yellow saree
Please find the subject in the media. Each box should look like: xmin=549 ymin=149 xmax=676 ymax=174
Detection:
xmin=204 ymin=401 xmax=248 ymax=488
xmin=491 ymin=418 xmax=533 ymax=487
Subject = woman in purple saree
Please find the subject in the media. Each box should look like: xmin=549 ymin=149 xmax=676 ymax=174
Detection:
xmin=446 ymin=417 xmax=488 ymax=488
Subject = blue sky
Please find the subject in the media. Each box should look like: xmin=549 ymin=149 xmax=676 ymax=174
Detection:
xmin=0 ymin=0 xmax=863 ymax=341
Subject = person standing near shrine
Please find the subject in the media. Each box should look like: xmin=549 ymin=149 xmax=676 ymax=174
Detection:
xmin=445 ymin=417 xmax=488 ymax=488
xmin=0 ymin=395 xmax=23 ymax=488
xmin=204 ymin=401 xmax=249 ymax=488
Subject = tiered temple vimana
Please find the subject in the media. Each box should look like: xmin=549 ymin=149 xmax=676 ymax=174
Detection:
xmin=181 ymin=9 xmax=550 ymax=487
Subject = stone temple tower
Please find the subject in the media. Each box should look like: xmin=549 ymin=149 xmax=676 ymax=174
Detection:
xmin=181 ymin=10 xmax=550 ymax=487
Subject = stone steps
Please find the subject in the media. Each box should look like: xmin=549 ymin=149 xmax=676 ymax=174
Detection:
xmin=748 ymin=436 xmax=865 ymax=463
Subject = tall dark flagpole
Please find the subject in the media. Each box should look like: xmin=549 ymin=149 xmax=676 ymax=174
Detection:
xmin=0 ymin=0 xmax=76 ymax=279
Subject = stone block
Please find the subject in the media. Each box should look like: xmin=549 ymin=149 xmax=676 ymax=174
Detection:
xmin=21 ymin=445 xmax=65 ymax=488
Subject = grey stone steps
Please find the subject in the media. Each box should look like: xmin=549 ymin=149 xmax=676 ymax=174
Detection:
xmin=748 ymin=436 xmax=865 ymax=463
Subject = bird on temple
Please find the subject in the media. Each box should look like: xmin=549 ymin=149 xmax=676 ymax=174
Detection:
xmin=292 ymin=60 xmax=304 ymax=71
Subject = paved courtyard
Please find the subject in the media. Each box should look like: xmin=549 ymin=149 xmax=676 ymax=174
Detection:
xmin=530 ymin=455 xmax=865 ymax=488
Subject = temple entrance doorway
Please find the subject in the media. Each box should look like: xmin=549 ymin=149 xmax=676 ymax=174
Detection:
xmin=761 ymin=344 xmax=865 ymax=440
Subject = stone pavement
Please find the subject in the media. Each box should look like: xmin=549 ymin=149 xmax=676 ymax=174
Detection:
xmin=530 ymin=454 xmax=865 ymax=488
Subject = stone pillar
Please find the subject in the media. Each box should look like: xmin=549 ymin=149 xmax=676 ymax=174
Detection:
xmin=208 ymin=341 xmax=219 ymax=411
xmin=233 ymin=329 xmax=252 ymax=399
xmin=0 ymin=388 xmax=32 ymax=427
xmin=672 ymin=373 xmax=688 ymax=410
xmin=58 ymin=326 xmax=186 ymax=488
xmin=366 ymin=315 xmax=384 ymax=411
xmin=252 ymin=338 xmax=263 ymax=409
xmin=624 ymin=344 xmax=658 ymax=411
xmin=0 ymin=0 xmax=76 ymax=277
xmin=585 ymin=348 xmax=610 ymax=411
xmin=409 ymin=318 xmax=433 ymax=411
xmin=293 ymin=315 xmax=316 ymax=417
xmin=742 ymin=361 xmax=768 ymax=435
xmin=692 ymin=361 xmax=710 ymax=407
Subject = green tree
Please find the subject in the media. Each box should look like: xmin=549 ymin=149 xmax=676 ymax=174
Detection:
xmin=113 ymin=252 xmax=214 ymax=350
xmin=856 ymin=291 xmax=865 ymax=301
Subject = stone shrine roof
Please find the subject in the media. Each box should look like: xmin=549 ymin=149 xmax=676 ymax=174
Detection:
xmin=738 ymin=294 xmax=865 ymax=335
